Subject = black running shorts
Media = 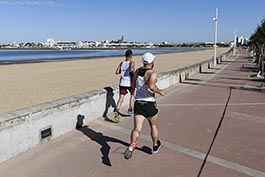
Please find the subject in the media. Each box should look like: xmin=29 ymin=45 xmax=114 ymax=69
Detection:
xmin=134 ymin=100 xmax=159 ymax=118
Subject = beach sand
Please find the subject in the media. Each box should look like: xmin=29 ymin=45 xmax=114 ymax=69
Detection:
xmin=0 ymin=48 xmax=229 ymax=114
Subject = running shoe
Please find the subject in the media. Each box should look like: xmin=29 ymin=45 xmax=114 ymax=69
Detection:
xmin=153 ymin=140 xmax=161 ymax=154
xmin=124 ymin=146 xmax=134 ymax=159
xmin=113 ymin=112 xmax=120 ymax=123
xmin=127 ymin=107 xmax=133 ymax=115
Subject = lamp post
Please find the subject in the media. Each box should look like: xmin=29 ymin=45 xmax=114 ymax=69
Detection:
xmin=213 ymin=8 xmax=218 ymax=66
xmin=233 ymin=28 xmax=237 ymax=56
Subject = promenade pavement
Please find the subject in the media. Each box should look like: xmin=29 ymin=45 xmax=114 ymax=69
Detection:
xmin=0 ymin=50 xmax=264 ymax=177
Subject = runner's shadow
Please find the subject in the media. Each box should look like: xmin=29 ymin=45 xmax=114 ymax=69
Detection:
xmin=78 ymin=126 xmax=122 ymax=166
xmin=76 ymin=115 xmax=152 ymax=166
xmin=102 ymin=87 xmax=131 ymax=120
xmin=103 ymin=87 xmax=116 ymax=122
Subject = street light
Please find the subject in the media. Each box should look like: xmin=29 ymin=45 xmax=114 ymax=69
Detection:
xmin=233 ymin=28 xmax=237 ymax=56
xmin=213 ymin=8 xmax=218 ymax=66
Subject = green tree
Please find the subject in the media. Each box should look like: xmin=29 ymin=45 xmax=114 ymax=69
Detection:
xmin=249 ymin=19 xmax=265 ymax=77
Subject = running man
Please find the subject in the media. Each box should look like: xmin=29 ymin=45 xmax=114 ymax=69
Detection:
xmin=114 ymin=49 xmax=135 ymax=123
xmin=124 ymin=53 xmax=165 ymax=159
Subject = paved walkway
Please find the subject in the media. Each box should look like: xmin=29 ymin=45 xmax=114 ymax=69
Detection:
xmin=0 ymin=50 xmax=264 ymax=177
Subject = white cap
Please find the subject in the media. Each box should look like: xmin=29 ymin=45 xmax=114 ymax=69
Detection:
xmin=142 ymin=53 xmax=155 ymax=64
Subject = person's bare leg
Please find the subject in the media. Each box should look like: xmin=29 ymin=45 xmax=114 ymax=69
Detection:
xmin=116 ymin=94 xmax=125 ymax=113
xmin=131 ymin=115 xmax=145 ymax=145
xmin=124 ymin=115 xmax=145 ymax=159
xmin=114 ymin=94 xmax=125 ymax=123
xmin=129 ymin=94 xmax=134 ymax=110
xmin=148 ymin=115 xmax=158 ymax=146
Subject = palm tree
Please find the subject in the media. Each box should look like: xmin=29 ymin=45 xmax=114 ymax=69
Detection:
xmin=248 ymin=19 xmax=265 ymax=77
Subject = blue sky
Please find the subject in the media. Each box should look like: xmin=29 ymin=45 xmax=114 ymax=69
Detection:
xmin=0 ymin=0 xmax=264 ymax=44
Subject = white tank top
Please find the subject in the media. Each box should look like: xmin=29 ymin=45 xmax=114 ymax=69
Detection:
xmin=120 ymin=61 xmax=131 ymax=87
xmin=135 ymin=68 xmax=155 ymax=102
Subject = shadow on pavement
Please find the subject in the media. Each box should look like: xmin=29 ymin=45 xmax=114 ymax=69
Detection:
xmin=197 ymin=87 xmax=232 ymax=177
xmin=183 ymin=80 xmax=265 ymax=93
xmin=102 ymin=87 xmax=131 ymax=122
xmin=103 ymin=87 xmax=117 ymax=122
xmin=201 ymin=71 xmax=216 ymax=74
xmin=218 ymin=76 xmax=262 ymax=82
xmin=76 ymin=115 xmax=152 ymax=166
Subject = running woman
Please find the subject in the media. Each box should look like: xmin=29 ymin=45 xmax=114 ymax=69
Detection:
xmin=114 ymin=49 xmax=135 ymax=123
xmin=124 ymin=53 xmax=165 ymax=159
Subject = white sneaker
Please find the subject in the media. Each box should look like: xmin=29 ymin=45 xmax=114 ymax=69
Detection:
xmin=124 ymin=146 xmax=134 ymax=159
xmin=257 ymin=71 xmax=262 ymax=78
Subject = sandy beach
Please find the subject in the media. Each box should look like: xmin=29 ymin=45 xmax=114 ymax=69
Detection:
xmin=0 ymin=48 xmax=229 ymax=114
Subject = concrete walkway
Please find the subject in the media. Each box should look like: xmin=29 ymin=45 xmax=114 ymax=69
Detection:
xmin=0 ymin=50 xmax=264 ymax=177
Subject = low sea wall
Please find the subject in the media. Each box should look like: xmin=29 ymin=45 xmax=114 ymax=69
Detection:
xmin=0 ymin=49 xmax=233 ymax=163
